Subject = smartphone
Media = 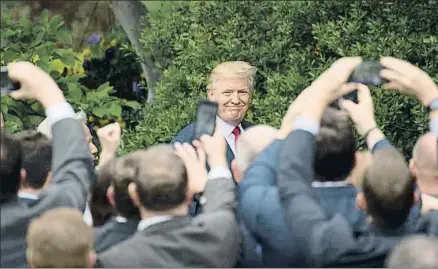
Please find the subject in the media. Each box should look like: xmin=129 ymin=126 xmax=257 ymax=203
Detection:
xmin=193 ymin=100 xmax=218 ymax=140
xmin=330 ymin=90 xmax=358 ymax=109
xmin=1 ymin=66 xmax=20 ymax=94
xmin=348 ymin=61 xmax=388 ymax=86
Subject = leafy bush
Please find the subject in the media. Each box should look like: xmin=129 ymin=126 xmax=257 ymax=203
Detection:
xmin=123 ymin=1 xmax=438 ymax=157
xmin=1 ymin=9 xmax=140 ymax=133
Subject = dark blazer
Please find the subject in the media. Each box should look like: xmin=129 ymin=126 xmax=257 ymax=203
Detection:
xmin=0 ymin=118 xmax=95 ymax=268
xmin=94 ymin=218 xmax=140 ymax=253
xmin=238 ymin=139 xmax=367 ymax=267
xmin=171 ymin=121 xmax=252 ymax=169
xmin=97 ymin=175 xmax=241 ymax=268
xmin=172 ymin=120 xmax=252 ymax=217
xmin=277 ymin=129 xmax=438 ymax=267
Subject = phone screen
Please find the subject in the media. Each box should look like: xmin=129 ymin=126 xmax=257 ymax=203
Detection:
xmin=0 ymin=66 xmax=19 ymax=94
xmin=193 ymin=100 xmax=218 ymax=140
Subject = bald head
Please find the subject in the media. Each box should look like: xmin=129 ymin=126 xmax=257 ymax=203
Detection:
xmin=235 ymin=125 xmax=278 ymax=173
xmin=413 ymin=132 xmax=438 ymax=171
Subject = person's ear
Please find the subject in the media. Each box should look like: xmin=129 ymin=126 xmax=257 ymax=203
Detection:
xmin=231 ymin=159 xmax=242 ymax=184
xmin=128 ymin=183 xmax=141 ymax=208
xmin=87 ymin=250 xmax=97 ymax=268
xmin=356 ymin=192 xmax=367 ymax=212
xmin=413 ymin=191 xmax=420 ymax=205
xmin=207 ymin=89 xmax=215 ymax=100
xmin=409 ymin=158 xmax=417 ymax=180
xmin=20 ymin=168 xmax=27 ymax=188
xmin=106 ymin=185 xmax=116 ymax=207
xmin=42 ymin=171 xmax=53 ymax=188
xmin=26 ymin=248 xmax=35 ymax=268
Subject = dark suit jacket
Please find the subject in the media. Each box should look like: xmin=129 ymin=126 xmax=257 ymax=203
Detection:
xmin=171 ymin=121 xmax=252 ymax=169
xmin=97 ymin=175 xmax=241 ymax=268
xmin=172 ymin=120 xmax=252 ymax=217
xmin=238 ymin=139 xmax=367 ymax=267
xmin=94 ymin=218 xmax=140 ymax=253
xmin=277 ymin=129 xmax=438 ymax=267
xmin=0 ymin=118 xmax=95 ymax=268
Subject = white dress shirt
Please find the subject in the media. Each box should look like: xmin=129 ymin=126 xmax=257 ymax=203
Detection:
xmin=216 ymin=116 xmax=244 ymax=155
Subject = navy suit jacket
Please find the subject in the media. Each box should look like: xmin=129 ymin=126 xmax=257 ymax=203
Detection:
xmin=238 ymin=139 xmax=367 ymax=267
xmin=277 ymin=129 xmax=438 ymax=267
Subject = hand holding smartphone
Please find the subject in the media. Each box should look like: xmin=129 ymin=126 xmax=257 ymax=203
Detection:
xmin=1 ymin=66 xmax=21 ymax=94
xmin=193 ymin=100 xmax=218 ymax=140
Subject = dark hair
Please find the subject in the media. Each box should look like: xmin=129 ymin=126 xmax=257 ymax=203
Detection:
xmin=135 ymin=145 xmax=188 ymax=211
xmin=363 ymin=148 xmax=414 ymax=228
xmin=0 ymin=130 xmax=23 ymax=204
xmin=314 ymin=108 xmax=356 ymax=182
xmin=100 ymin=156 xmax=140 ymax=219
xmin=14 ymin=131 xmax=52 ymax=189
xmin=89 ymin=164 xmax=116 ymax=227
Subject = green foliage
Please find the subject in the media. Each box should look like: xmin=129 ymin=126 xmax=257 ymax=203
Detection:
xmin=1 ymin=9 xmax=140 ymax=133
xmin=125 ymin=0 xmax=438 ymax=157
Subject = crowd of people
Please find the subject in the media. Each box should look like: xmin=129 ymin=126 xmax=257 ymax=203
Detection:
xmin=1 ymin=56 xmax=438 ymax=268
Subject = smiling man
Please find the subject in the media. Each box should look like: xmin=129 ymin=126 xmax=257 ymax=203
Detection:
xmin=171 ymin=61 xmax=257 ymax=168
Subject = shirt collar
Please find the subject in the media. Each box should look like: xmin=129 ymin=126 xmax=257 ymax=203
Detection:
xmin=137 ymin=215 xmax=173 ymax=232
xmin=18 ymin=191 xmax=39 ymax=200
xmin=311 ymin=180 xmax=351 ymax=188
xmin=216 ymin=116 xmax=243 ymax=137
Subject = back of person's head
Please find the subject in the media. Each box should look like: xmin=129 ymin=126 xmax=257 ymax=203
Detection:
xmin=232 ymin=125 xmax=278 ymax=183
xmin=315 ymin=108 xmax=356 ymax=182
xmin=360 ymin=148 xmax=414 ymax=228
xmin=14 ymin=131 xmax=52 ymax=190
xmin=89 ymin=163 xmax=116 ymax=226
xmin=129 ymin=145 xmax=188 ymax=212
xmin=103 ymin=156 xmax=140 ymax=219
xmin=0 ymin=130 xmax=23 ymax=204
xmin=26 ymin=207 xmax=96 ymax=268
xmin=410 ymin=132 xmax=438 ymax=190
xmin=386 ymin=235 xmax=438 ymax=268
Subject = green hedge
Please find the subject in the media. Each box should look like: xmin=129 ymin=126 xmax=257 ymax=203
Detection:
xmin=121 ymin=1 xmax=438 ymax=157
xmin=1 ymin=9 xmax=141 ymax=135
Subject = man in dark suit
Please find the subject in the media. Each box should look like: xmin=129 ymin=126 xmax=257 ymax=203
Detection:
xmin=171 ymin=61 xmax=257 ymax=169
xmin=97 ymin=129 xmax=240 ymax=267
xmin=13 ymin=131 xmax=52 ymax=207
xmin=237 ymin=107 xmax=370 ymax=267
xmin=0 ymin=62 xmax=95 ymax=267
xmin=94 ymin=154 xmax=141 ymax=253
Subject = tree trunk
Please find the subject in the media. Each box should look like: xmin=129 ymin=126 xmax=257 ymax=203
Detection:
xmin=110 ymin=0 xmax=160 ymax=103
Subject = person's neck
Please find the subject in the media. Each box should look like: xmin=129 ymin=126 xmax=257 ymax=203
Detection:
xmin=19 ymin=187 xmax=42 ymax=196
xmin=416 ymin=179 xmax=438 ymax=197
xmin=140 ymin=204 xmax=188 ymax=220
xmin=217 ymin=115 xmax=241 ymax=127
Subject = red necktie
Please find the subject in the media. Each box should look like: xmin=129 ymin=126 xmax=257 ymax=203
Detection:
xmin=232 ymin=126 xmax=241 ymax=149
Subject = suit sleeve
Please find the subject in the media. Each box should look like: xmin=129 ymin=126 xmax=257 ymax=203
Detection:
xmin=202 ymin=172 xmax=236 ymax=213
xmin=277 ymin=129 xmax=359 ymax=267
xmin=238 ymin=140 xmax=296 ymax=256
xmin=40 ymin=118 xmax=95 ymax=210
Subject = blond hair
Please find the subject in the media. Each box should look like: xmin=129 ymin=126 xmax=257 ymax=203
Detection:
xmin=26 ymin=207 xmax=94 ymax=268
xmin=207 ymin=61 xmax=257 ymax=92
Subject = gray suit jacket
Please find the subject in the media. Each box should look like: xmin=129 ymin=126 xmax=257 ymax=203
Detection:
xmin=0 ymin=118 xmax=95 ymax=267
xmin=97 ymin=176 xmax=241 ymax=268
